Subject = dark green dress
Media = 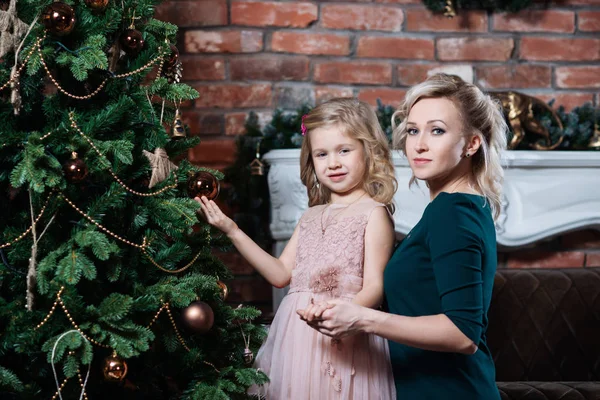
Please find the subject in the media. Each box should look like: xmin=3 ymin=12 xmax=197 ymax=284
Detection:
xmin=383 ymin=192 xmax=500 ymax=400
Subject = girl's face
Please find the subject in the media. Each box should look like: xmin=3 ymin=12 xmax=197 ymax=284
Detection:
xmin=309 ymin=123 xmax=367 ymax=202
xmin=404 ymin=97 xmax=472 ymax=184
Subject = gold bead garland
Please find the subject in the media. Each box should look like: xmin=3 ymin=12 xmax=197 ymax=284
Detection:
xmin=149 ymin=301 xmax=190 ymax=352
xmin=60 ymin=191 xmax=200 ymax=274
xmin=0 ymin=35 xmax=167 ymax=100
xmin=142 ymin=246 xmax=201 ymax=274
xmin=0 ymin=38 xmax=39 ymax=92
xmin=60 ymin=192 xmax=145 ymax=249
xmin=35 ymin=286 xmax=110 ymax=349
xmin=76 ymin=370 xmax=90 ymax=400
xmin=148 ymin=301 xmax=220 ymax=372
xmin=50 ymin=370 xmax=89 ymax=400
xmin=0 ymin=191 xmax=55 ymax=249
xmin=67 ymin=112 xmax=178 ymax=197
xmin=37 ymin=41 xmax=166 ymax=100
xmin=50 ymin=377 xmax=69 ymax=400
xmin=37 ymin=292 xmax=220 ymax=375
xmin=35 ymin=286 xmax=63 ymax=329
xmin=1 ymin=188 xmax=201 ymax=273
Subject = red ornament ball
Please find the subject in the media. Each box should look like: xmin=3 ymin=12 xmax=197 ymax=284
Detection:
xmin=41 ymin=2 xmax=76 ymax=36
xmin=120 ymin=29 xmax=145 ymax=54
xmin=187 ymin=171 xmax=220 ymax=201
xmin=181 ymin=301 xmax=214 ymax=334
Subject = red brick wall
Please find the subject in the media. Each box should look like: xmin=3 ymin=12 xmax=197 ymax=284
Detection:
xmin=154 ymin=1 xmax=600 ymax=315
xmin=155 ymin=0 xmax=600 ymax=170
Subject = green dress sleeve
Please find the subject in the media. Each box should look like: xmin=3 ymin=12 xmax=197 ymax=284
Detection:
xmin=425 ymin=194 xmax=486 ymax=344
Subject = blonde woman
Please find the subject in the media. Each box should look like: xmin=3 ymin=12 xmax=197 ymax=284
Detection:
xmin=299 ymin=74 xmax=507 ymax=399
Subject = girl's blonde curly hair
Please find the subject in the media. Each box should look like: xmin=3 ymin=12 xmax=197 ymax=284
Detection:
xmin=300 ymin=98 xmax=397 ymax=211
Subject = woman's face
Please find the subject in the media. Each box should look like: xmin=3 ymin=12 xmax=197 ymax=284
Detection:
xmin=404 ymin=97 xmax=471 ymax=183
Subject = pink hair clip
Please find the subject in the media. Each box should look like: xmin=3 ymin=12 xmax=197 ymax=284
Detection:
xmin=301 ymin=114 xmax=308 ymax=136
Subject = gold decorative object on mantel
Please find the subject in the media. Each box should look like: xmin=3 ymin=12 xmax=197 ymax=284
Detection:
xmin=588 ymin=123 xmax=600 ymax=149
xmin=444 ymin=0 xmax=456 ymax=17
xmin=250 ymin=140 xmax=264 ymax=176
xmin=491 ymin=91 xmax=564 ymax=150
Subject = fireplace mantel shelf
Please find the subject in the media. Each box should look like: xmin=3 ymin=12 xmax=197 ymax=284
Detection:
xmin=263 ymin=149 xmax=600 ymax=249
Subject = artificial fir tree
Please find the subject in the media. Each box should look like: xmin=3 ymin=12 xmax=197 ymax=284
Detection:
xmin=0 ymin=0 xmax=267 ymax=398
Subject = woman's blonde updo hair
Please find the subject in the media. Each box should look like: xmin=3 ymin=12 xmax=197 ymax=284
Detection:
xmin=392 ymin=73 xmax=508 ymax=219
xmin=300 ymin=97 xmax=397 ymax=209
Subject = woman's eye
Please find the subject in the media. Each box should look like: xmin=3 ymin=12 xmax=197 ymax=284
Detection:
xmin=316 ymin=152 xmax=326 ymax=157
xmin=340 ymin=149 xmax=350 ymax=154
xmin=432 ymin=128 xmax=446 ymax=135
xmin=407 ymin=128 xmax=418 ymax=135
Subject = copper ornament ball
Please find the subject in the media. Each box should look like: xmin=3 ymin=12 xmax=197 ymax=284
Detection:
xmin=181 ymin=301 xmax=214 ymax=334
xmin=166 ymin=44 xmax=179 ymax=68
xmin=120 ymin=29 xmax=145 ymax=54
xmin=187 ymin=171 xmax=220 ymax=200
xmin=243 ymin=348 xmax=254 ymax=365
xmin=41 ymin=2 xmax=76 ymax=36
xmin=63 ymin=153 xmax=88 ymax=183
xmin=84 ymin=0 xmax=109 ymax=11
xmin=217 ymin=280 xmax=228 ymax=301
xmin=103 ymin=353 xmax=128 ymax=382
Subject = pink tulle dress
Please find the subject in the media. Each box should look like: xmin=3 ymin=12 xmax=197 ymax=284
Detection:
xmin=250 ymin=198 xmax=396 ymax=399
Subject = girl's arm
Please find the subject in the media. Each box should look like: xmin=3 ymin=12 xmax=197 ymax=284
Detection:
xmin=197 ymin=196 xmax=297 ymax=288
xmin=352 ymin=206 xmax=394 ymax=308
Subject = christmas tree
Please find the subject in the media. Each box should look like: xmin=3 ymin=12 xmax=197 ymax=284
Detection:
xmin=0 ymin=0 xmax=267 ymax=398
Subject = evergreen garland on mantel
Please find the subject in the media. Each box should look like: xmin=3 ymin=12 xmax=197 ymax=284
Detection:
xmin=224 ymin=99 xmax=598 ymax=247
xmin=423 ymin=0 xmax=534 ymax=15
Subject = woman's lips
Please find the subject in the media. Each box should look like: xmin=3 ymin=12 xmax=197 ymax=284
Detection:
xmin=413 ymin=158 xmax=432 ymax=165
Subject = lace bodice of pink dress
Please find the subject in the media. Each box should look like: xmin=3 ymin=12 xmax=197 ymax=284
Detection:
xmin=250 ymin=198 xmax=396 ymax=399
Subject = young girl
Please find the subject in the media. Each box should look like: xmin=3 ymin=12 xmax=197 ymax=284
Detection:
xmin=196 ymin=98 xmax=397 ymax=399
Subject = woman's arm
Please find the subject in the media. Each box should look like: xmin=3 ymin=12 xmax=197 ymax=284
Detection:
xmin=361 ymin=307 xmax=478 ymax=354
xmin=300 ymin=302 xmax=477 ymax=355
xmin=352 ymin=206 xmax=394 ymax=308
xmin=198 ymin=196 xmax=297 ymax=288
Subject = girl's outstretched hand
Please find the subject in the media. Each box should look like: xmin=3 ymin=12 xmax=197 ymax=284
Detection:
xmin=297 ymin=300 xmax=366 ymax=339
xmin=195 ymin=196 xmax=238 ymax=236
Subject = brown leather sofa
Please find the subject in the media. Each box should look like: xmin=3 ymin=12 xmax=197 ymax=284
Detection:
xmin=488 ymin=268 xmax=600 ymax=400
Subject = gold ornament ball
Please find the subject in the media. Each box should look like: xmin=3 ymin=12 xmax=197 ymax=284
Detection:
xmin=63 ymin=153 xmax=88 ymax=183
xmin=103 ymin=353 xmax=128 ymax=382
xmin=41 ymin=2 xmax=76 ymax=36
xmin=120 ymin=29 xmax=145 ymax=55
xmin=243 ymin=348 xmax=254 ymax=365
xmin=181 ymin=301 xmax=214 ymax=334
xmin=187 ymin=171 xmax=220 ymax=200
xmin=84 ymin=0 xmax=109 ymax=11
xmin=217 ymin=280 xmax=228 ymax=301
